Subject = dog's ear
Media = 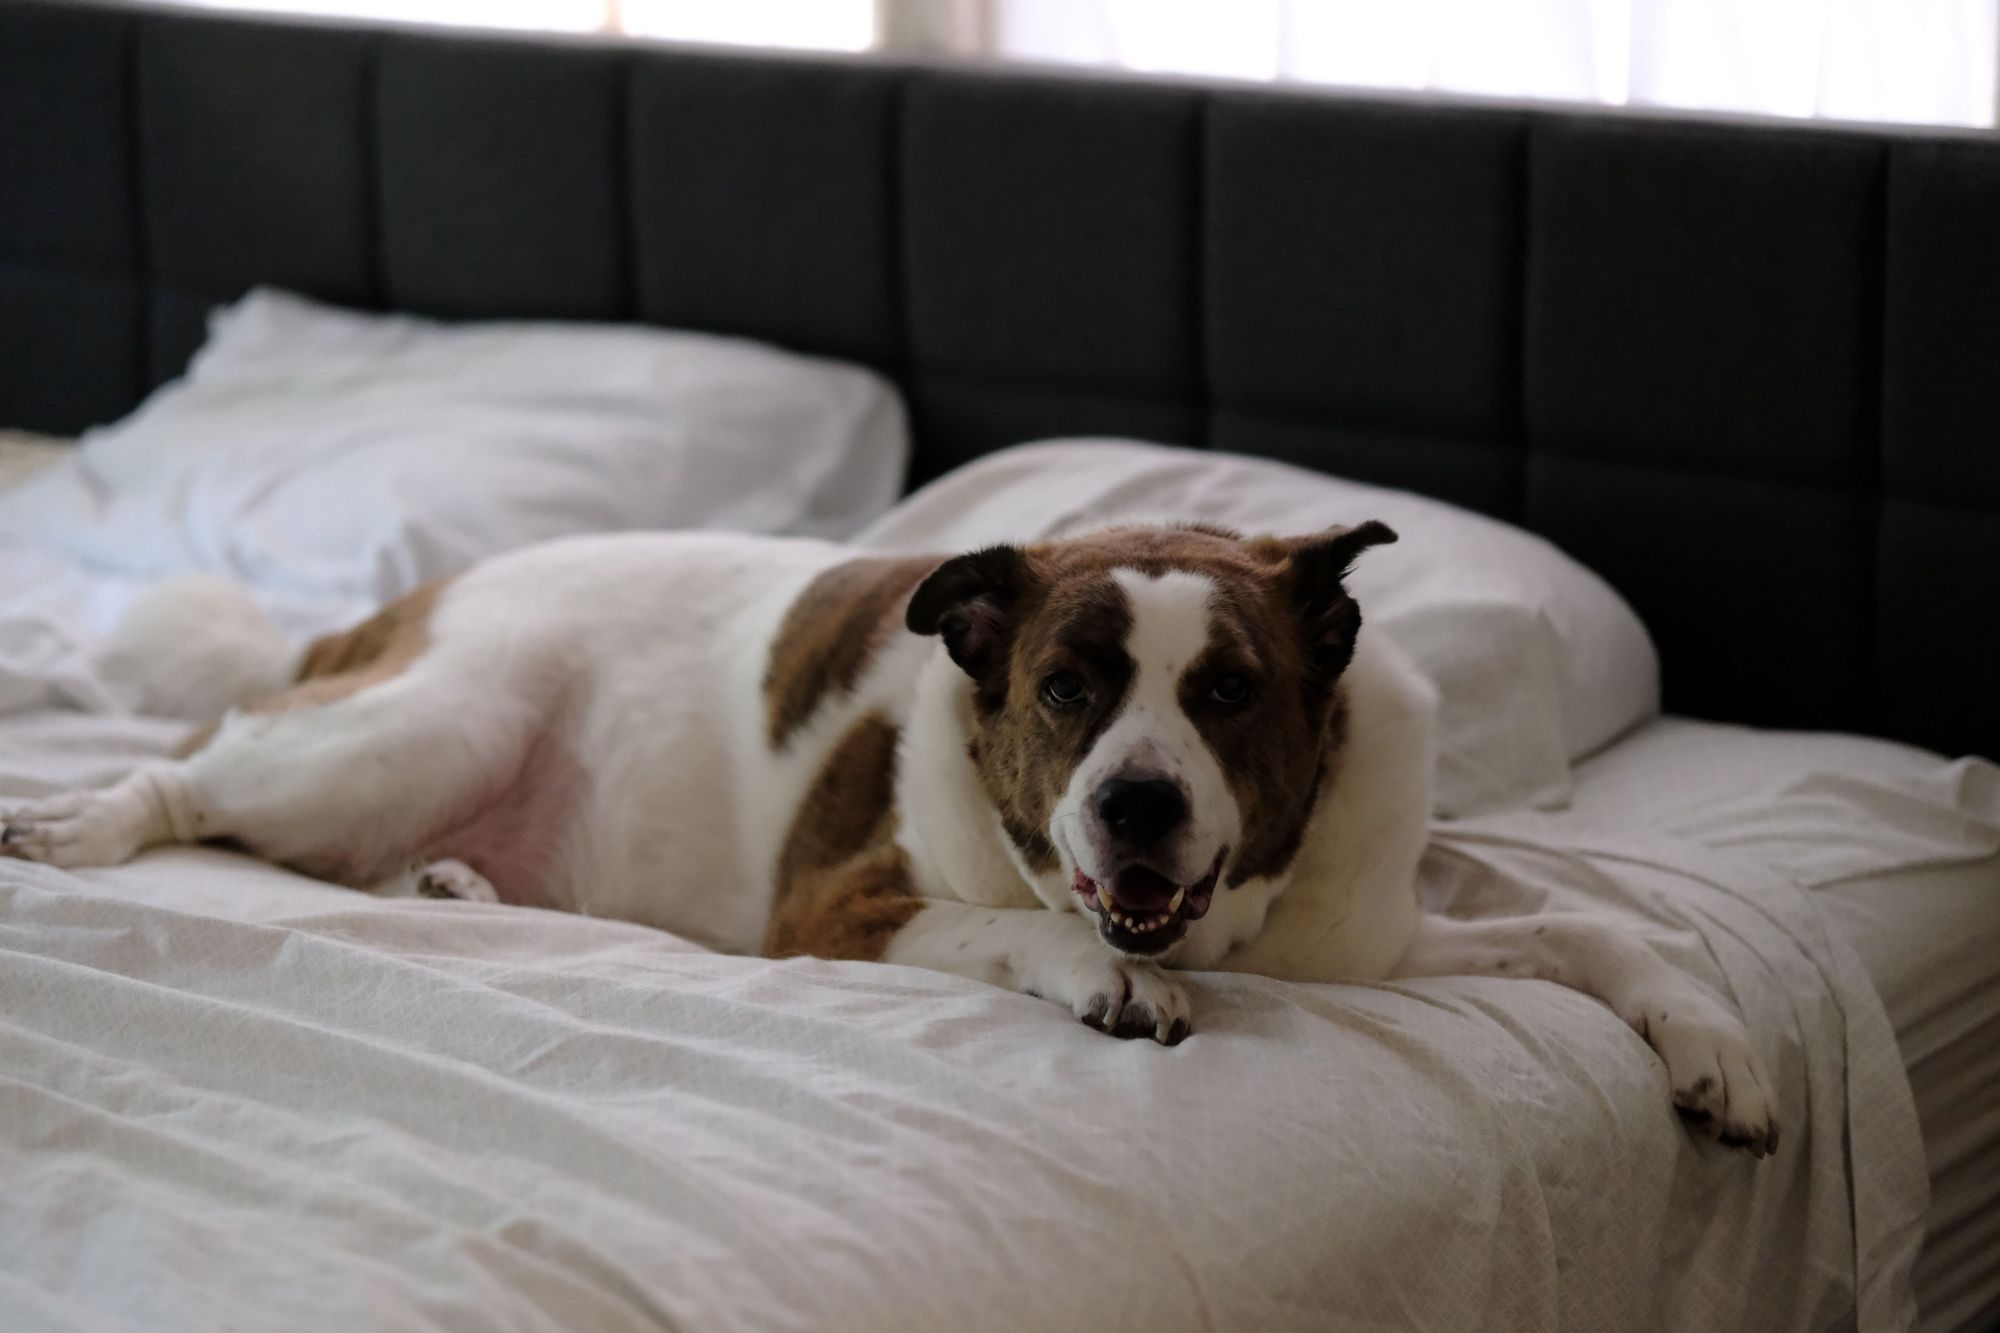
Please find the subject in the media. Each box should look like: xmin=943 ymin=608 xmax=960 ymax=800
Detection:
xmin=1281 ymin=521 xmax=1397 ymax=681
xmin=906 ymin=545 xmax=1032 ymax=682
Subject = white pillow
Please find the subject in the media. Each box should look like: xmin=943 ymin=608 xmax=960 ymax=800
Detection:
xmin=0 ymin=288 xmax=907 ymax=603
xmin=855 ymin=439 xmax=1660 ymax=817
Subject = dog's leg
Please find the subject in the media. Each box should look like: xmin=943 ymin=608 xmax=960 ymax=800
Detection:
xmin=766 ymin=847 xmax=1192 ymax=1046
xmin=1 ymin=772 xmax=196 ymax=869
xmin=1391 ymin=912 xmax=1779 ymax=1155
xmin=888 ymin=900 xmax=1194 ymax=1045
xmin=2 ymin=670 xmax=529 ymax=884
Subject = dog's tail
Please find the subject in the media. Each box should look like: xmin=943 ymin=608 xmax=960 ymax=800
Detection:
xmin=95 ymin=574 xmax=302 ymax=721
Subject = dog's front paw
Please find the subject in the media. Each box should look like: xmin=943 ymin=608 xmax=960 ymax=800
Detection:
xmin=1626 ymin=992 xmax=1779 ymax=1158
xmin=1047 ymin=952 xmax=1192 ymax=1046
xmin=0 ymin=790 xmax=141 ymax=868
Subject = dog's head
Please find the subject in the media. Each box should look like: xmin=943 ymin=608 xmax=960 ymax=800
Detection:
xmin=906 ymin=521 xmax=1395 ymax=956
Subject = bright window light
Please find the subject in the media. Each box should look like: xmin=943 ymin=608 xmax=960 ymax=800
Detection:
xmin=179 ymin=0 xmax=607 ymax=33
xmin=160 ymin=0 xmax=2000 ymax=127
xmin=995 ymin=0 xmax=1998 ymax=127
xmin=175 ymin=0 xmax=877 ymax=48
xmin=619 ymin=0 xmax=874 ymax=51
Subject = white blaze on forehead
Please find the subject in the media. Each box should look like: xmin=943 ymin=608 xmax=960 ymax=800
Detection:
xmin=1052 ymin=567 xmax=1241 ymax=886
xmin=1112 ymin=568 xmax=1214 ymax=687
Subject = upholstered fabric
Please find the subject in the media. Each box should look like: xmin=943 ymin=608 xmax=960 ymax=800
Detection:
xmin=1 ymin=0 xmax=1994 ymax=757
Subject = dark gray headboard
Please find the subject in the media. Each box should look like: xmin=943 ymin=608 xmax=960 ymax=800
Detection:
xmin=3 ymin=0 xmax=1996 ymax=758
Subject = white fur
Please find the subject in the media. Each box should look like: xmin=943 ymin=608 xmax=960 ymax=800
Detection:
xmin=896 ymin=655 xmax=1048 ymax=911
xmin=1049 ymin=569 xmax=1239 ymax=891
xmin=96 ymin=574 xmax=300 ymax=720
xmin=1390 ymin=912 xmax=1778 ymax=1154
xmin=884 ymin=900 xmax=1190 ymax=1042
xmin=1206 ymin=630 xmax=1436 ymax=978
xmin=375 ymin=858 xmax=502 ymax=903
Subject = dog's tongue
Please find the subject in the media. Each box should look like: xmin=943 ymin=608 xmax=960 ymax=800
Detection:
xmin=1106 ymin=865 xmax=1178 ymax=912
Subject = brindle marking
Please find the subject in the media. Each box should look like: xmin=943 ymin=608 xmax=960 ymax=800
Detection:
xmin=763 ymin=710 xmax=920 ymax=960
xmin=908 ymin=523 xmax=1391 ymax=892
xmin=1223 ymin=689 xmax=1348 ymax=887
xmin=763 ymin=556 xmax=938 ymax=749
xmin=175 ymin=578 xmax=454 ymax=758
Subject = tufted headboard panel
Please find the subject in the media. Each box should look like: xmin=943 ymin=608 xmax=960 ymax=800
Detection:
xmin=2 ymin=0 xmax=1995 ymax=757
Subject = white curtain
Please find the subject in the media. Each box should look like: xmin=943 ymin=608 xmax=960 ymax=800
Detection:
xmin=985 ymin=0 xmax=2000 ymax=128
xmin=174 ymin=0 xmax=2000 ymax=127
xmin=183 ymin=0 xmax=879 ymax=50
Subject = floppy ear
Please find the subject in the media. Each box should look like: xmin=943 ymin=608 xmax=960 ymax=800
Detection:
xmin=906 ymin=545 xmax=1032 ymax=683
xmin=1283 ymin=520 xmax=1397 ymax=681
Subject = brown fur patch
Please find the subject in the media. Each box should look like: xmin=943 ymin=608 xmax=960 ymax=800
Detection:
xmin=764 ymin=556 xmax=938 ymax=749
xmin=1221 ymin=685 xmax=1349 ymax=887
xmin=762 ymin=711 xmax=920 ymax=960
xmin=970 ymin=569 xmax=1131 ymax=872
xmin=287 ymin=578 xmax=453 ymax=687
xmin=172 ymin=718 xmax=222 ymax=760
xmin=177 ymin=579 xmax=453 ymax=760
xmin=773 ymin=710 xmax=900 ymax=893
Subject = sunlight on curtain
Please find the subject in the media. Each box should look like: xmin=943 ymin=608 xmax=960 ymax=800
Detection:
xmin=169 ymin=0 xmax=1998 ymax=126
xmin=993 ymin=0 xmax=2000 ymax=127
xmin=619 ymin=0 xmax=873 ymax=50
xmin=176 ymin=0 xmax=874 ymax=48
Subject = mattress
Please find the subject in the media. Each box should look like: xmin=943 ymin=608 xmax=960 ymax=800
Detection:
xmin=3 ymin=702 xmax=1989 ymax=1331
xmin=1559 ymin=719 xmax=2000 ymax=1333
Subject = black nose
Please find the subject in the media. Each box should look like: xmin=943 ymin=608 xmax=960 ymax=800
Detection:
xmin=1093 ymin=777 xmax=1188 ymax=848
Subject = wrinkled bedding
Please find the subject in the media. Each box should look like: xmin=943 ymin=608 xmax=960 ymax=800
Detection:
xmin=0 ymin=695 xmax=1952 ymax=1331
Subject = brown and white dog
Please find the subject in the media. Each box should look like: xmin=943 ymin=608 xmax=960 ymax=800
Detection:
xmin=2 ymin=524 xmax=1777 ymax=1154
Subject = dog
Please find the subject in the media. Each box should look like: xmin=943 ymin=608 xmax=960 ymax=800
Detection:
xmin=2 ymin=522 xmax=1776 ymax=1154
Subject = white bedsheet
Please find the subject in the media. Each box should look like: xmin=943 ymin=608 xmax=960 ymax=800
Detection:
xmin=0 ymin=542 xmax=364 ymax=717
xmin=0 ymin=699 xmax=1943 ymax=1331
xmin=1563 ymin=720 xmax=2000 ymax=1333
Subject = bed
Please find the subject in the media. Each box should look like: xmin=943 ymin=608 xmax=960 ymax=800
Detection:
xmin=2 ymin=2 xmax=1996 ymax=1330
xmin=3 ymin=693 xmax=1993 ymax=1331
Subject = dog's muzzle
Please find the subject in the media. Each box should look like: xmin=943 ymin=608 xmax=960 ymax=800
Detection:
xmin=1071 ymin=849 xmax=1226 ymax=956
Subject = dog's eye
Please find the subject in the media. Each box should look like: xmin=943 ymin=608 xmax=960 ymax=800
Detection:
xmin=1040 ymin=670 xmax=1087 ymax=709
xmin=1210 ymin=673 xmax=1252 ymax=707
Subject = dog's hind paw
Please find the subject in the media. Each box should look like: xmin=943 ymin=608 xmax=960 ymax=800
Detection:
xmin=413 ymin=858 xmax=501 ymax=903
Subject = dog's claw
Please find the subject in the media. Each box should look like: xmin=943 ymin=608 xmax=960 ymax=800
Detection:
xmin=1108 ymin=1008 xmax=1159 ymax=1041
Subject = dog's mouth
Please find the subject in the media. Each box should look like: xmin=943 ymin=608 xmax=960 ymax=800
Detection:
xmin=1071 ymin=850 xmax=1226 ymax=956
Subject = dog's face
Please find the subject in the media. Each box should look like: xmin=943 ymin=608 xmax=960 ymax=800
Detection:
xmin=906 ymin=522 xmax=1395 ymax=957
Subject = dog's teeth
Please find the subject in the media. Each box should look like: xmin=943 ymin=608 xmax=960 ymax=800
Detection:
xmin=1168 ymin=888 xmax=1185 ymax=914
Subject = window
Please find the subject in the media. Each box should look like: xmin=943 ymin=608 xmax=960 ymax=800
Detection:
xmin=169 ymin=0 xmax=2000 ymax=128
